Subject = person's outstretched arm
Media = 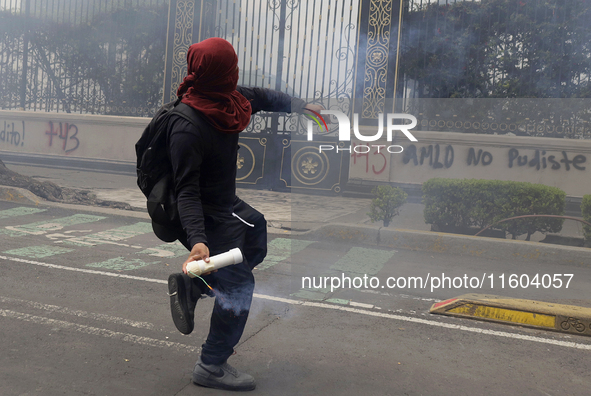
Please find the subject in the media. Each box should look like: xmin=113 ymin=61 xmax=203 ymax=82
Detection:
xmin=236 ymin=86 xmax=327 ymax=119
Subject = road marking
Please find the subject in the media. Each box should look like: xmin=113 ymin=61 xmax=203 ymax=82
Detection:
xmin=258 ymin=295 xmax=591 ymax=351
xmin=0 ymin=255 xmax=166 ymax=284
xmin=62 ymin=222 xmax=152 ymax=247
xmin=1 ymin=214 xmax=106 ymax=236
xmin=330 ymin=246 xmax=396 ymax=275
xmin=138 ymin=241 xmax=187 ymax=258
xmin=86 ymin=256 xmax=160 ymax=271
xmin=0 ymin=296 xmax=155 ymax=330
xmin=293 ymin=245 xmax=397 ymax=300
xmin=357 ymin=289 xmax=440 ymax=302
xmin=349 ymin=301 xmax=375 ymax=309
xmin=0 ymin=309 xmax=199 ymax=353
xmin=292 ymin=289 xmax=328 ymax=300
xmin=0 ymin=206 xmax=46 ymax=219
xmin=3 ymin=245 xmax=74 ymax=258
xmin=257 ymin=238 xmax=314 ymax=270
xmin=325 ymin=298 xmax=351 ymax=305
xmin=46 ymin=229 xmax=93 ymax=241
xmin=3 ymin=254 xmax=591 ymax=351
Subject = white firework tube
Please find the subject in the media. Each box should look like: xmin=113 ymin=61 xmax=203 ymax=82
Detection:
xmin=186 ymin=248 xmax=243 ymax=277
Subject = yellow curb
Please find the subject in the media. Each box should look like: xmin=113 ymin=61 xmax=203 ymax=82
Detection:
xmin=430 ymin=293 xmax=591 ymax=336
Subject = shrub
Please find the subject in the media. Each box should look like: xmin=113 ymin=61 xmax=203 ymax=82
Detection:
xmin=423 ymin=178 xmax=566 ymax=240
xmin=368 ymin=185 xmax=408 ymax=227
xmin=582 ymin=195 xmax=591 ymax=242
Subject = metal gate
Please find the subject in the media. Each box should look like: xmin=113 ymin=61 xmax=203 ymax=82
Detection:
xmin=228 ymin=0 xmax=359 ymax=193
xmin=0 ymin=0 xmax=169 ymax=116
xmin=163 ymin=0 xmax=405 ymax=193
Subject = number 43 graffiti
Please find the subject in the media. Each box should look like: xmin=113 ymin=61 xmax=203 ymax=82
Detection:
xmin=45 ymin=121 xmax=80 ymax=153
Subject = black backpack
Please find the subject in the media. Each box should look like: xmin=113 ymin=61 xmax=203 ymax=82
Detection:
xmin=135 ymin=98 xmax=206 ymax=242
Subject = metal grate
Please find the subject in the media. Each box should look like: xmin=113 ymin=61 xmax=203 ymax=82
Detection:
xmin=397 ymin=0 xmax=591 ymax=138
xmin=400 ymin=0 xmax=591 ymax=100
xmin=0 ymin=0 xmax=168 ymax=116
xmin=209 ymin=0 xmax=360 ymax=136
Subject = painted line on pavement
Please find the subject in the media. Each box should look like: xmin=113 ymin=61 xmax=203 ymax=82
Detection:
xmin=3 ymin=245 xmax=75 ymax=259
xmin=0 ymin=295 xmax=155 ymax=330
xmin=261 ymin=295 xmax=591 ymax=351
xmin=2 ymin=214 xmax=106 ymax=236
xmin=256 ymin=238 xmax=314 ymax=270
xmin=0 ymin=206 xmax=46 ymax=219
xmin=0 ymin=309 xmax=199 ymax=353
xmin=137 ymin=241 xmax=187 ymax=258
xmin=86 ymin=256 xmax=160 ymax=271
xmin=3 ymin=254 xmax=591 ymax=351
xmin=0 ymin=255 xmax=167 ymax=284
xmin=349 ymin=301 xmax=375 ymax=309
xmin=292 ymin=245 xmax=397 ymax=300
xmin=331 ymin=246 xmax=396 ymax=275
xmin=62 ymin=221 xmax=152 ymax=248
xmin=356 ymin=289 xmax=440 ymax=302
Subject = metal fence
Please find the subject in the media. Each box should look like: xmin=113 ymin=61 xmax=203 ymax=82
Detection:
xmin=208 ymin=0 xmax=360 ymax=138
xmin=0 ymin=0 xmax=168 ymax=116
xmin=202 ymin=0 xmax=360 ymax=192
xmin=2 ymin=0 xmax=590 ymax=140
xmin=400 ymin=0 xmax=591 ymax=100
xmin=397 ymin=0 xmax=591 ymax=138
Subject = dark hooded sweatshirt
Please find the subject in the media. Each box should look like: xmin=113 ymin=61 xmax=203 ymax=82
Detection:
xmin=168 ymin=86 xmax=306 ymax=249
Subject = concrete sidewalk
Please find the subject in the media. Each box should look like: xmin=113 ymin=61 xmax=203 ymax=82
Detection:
xmin=116 ymin=182 xmax=588 ymax=244
xmin=2 ymin=162 xmax=590 ymax=266
xmin=4 ymin=162 xmax=585 ymax=238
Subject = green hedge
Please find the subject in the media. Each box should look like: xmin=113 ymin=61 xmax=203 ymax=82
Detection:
xmin=423 ymin=178 xmax=566 ymax=240
xmin=582 ymin=195 xmax=591 ymax=241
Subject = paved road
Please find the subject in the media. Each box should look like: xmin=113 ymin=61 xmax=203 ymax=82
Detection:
xmin=1 ymin=200 xmax=590 ymax=395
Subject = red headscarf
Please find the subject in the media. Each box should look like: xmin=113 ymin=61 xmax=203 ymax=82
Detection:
xmin=176 ymin=38 xmax=252 ymax=134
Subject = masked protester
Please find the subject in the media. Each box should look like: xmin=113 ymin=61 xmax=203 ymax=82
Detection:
xmin=166 ymin=38 xmax=323 ymax=391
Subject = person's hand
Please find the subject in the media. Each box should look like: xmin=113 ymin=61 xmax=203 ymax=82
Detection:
xmin=183 ymin=242 xmax=211 ymax=275
xmin=304 ymin=104 xmax=331 ymax=124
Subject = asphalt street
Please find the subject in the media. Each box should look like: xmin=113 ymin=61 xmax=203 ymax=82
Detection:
xmin=1 ymin=200 xmax=591 ymax=395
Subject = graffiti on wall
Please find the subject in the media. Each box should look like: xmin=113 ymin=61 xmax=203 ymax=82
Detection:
xmin=349 ymin=141 xmax=589 ymax=184
xmin=0 ymin=119 xmax=82 ymax=155
xmin=507 ymin=148 xmax=586 ymax=171
xmin=403 ymin=144 xmax=455 ymax=169
xmin=350 ymin=142 xmax=389 ymax=175
xmin=45 ymin=121 xmax=80 ymax=153
xmin=0 ymin=120 xmax=25 ymax=147
xmin=402 ymin=144 xmax=587 ymax=172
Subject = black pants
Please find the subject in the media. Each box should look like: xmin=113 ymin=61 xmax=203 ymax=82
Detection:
xmin=179 ymin=197 xmax=267 ymax=365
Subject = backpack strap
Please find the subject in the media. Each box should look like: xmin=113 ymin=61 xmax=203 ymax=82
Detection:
xmin=170 ymin=101 xmax=209 ymax=131
xmin=146 ymin=100 xmax=210 ymax=241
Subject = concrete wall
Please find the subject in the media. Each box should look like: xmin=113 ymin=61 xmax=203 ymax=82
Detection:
xmin=349 ymin=130 xmax=591 ymax=198
xmin=2 ymin=110 xmax=590 ymax=197
xmin=0 ymin=110 xmax=148 ymax=162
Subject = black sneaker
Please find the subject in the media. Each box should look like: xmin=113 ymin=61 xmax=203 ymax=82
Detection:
xmin=193 ymin=357 xmax=256 ymax=391
xmin=167 ymin=273 xmax=198 ymax=335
